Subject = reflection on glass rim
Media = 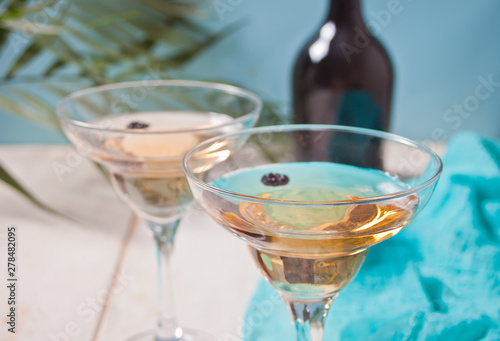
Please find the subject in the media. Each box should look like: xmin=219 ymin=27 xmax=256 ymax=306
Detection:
xmin=182 ymin=124 xmax=443 ymax=207
xmin=56 ymin=79 xmax=262 ymax=135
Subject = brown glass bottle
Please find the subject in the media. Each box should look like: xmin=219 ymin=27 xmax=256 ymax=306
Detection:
xmin=292 ymin=0 xmax=394 ymax=167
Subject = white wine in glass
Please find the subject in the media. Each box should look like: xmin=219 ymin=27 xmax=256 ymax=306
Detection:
xmin=57 ymin=80 xmax=262 ymax=341
xmin=183 ymin=125 xmax=442 ymax=341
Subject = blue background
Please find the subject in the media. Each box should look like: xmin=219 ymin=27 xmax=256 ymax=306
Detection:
xmin=1 ymin=0 xmax=499 ymax=143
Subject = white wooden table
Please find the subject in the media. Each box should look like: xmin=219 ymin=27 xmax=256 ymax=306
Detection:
xmin=0 ymin=145 xmax=260 ymax=341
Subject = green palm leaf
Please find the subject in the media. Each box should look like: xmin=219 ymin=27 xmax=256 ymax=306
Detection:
xmin=0 ymin=0 xmax=247 ymax=216
xmin=0 ymin=162 xmax=68 ymax=218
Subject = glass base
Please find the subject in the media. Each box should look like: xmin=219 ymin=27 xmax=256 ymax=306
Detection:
xmin=125 ymin=328 xmax=216 ymax=341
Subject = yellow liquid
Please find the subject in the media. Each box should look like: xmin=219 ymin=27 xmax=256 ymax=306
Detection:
xmin=209 ymin=163 xmax=417 ymax=298
xmin=90 ymin=111 xmax=235 ymax=221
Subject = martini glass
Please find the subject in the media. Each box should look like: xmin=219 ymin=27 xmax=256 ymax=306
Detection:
xmin=56 ymin=80 xmax=262 ymax=341
xmin=183 ymin=125 xmax=442 ymax=341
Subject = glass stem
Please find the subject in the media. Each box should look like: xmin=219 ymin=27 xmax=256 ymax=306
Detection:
xmin=282 ymin=295 xmax=336 ymax=341
xmin=147 ymin=219 xmax=183 ymax=341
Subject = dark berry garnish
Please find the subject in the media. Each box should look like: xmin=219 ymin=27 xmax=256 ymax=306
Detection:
xmin=261 ymin=173 xmax=289 ymax=186
xmin=127 ymin=121 xmax=149 ymax=129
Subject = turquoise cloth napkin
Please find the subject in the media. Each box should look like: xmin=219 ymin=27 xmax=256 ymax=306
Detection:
xmin=242 ymin=132 xmax=500 ymax=340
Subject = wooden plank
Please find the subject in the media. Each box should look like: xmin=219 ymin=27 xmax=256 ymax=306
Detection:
xmin=0 ymin=145 xmax=132 ymax=341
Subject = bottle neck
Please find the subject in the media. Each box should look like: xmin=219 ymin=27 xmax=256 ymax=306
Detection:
xmin=326 ymin=0 xmax=364 ymax=26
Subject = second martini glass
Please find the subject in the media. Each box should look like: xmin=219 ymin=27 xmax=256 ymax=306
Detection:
xmin=56 ymin=80 xmax=262 ymax=340
xmin=183 ymin=125 xmax=442 ymax=341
